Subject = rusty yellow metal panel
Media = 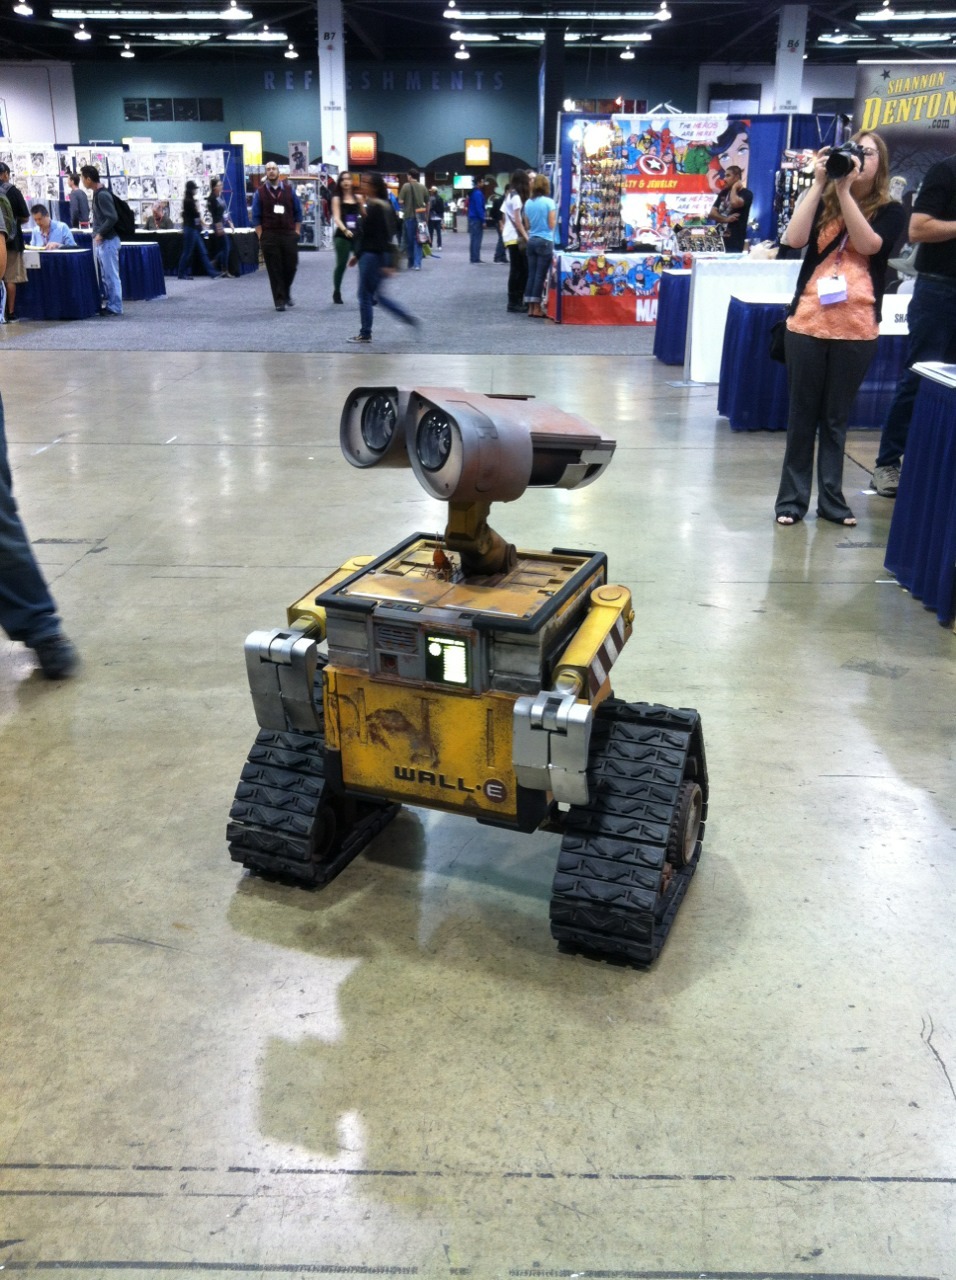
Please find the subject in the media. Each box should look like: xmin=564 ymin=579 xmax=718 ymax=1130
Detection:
xmin=287 ymin=558 xmax=374 ymax=631
xmin=325 ymin=668 xmax=519 ymax=819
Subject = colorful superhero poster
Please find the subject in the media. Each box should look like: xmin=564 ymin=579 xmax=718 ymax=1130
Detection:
xmin=612 ymin=113 xmax=750 ymax=252
xmin=549 ymin=251 xmax=692 ymax=325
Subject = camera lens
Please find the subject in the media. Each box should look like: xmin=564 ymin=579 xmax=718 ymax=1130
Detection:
xmin=360 ymin=393 xmax=397 ymax=453
xmin=416 ymin=410 xmax=454 ymax=471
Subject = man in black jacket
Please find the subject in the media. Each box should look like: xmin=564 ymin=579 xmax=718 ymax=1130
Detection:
xmin=0 ymin=163 xmax=30 ymax=323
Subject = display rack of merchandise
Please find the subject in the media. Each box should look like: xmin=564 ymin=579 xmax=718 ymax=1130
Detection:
xmin=0 ymin=145 xmax=67 ymax=210
xmin=291 ymin=177 xmax=320 ymax=249
xmin=774 ymin=151 xmax=815 ymax=244
xmin=674 ymin=225 xmax=724 ymax=253
xmin=566 ymin=123 xmax=624 ymax=252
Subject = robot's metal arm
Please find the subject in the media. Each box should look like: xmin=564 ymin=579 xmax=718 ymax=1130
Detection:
xmin=512 ymin=585 xmax=634 ymax=807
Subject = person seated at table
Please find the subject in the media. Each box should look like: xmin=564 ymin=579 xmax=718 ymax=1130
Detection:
xmin=143 ymin=201 xmax=173 ymax=231
xmin=29 ymin=204 xmax=76 ymax=249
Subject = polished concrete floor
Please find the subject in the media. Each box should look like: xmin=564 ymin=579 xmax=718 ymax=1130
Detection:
xmin=1 ymin=310 xmax=955 ymax=1277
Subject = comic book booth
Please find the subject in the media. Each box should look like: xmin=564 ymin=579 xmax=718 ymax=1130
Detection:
xmin=551 ymin=110 xmax=837 ymax=325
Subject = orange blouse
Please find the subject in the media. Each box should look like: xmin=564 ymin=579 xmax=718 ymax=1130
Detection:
xmin=788 ymin=218 xmax=879 ymax=342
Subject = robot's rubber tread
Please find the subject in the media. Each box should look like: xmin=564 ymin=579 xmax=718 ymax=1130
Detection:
xmin=228 ymin=725 xmax=399 ymax=887
xmin=549 ymin=699 xmax=706 ymax=967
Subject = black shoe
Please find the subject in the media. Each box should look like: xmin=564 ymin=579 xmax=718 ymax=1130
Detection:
xmin=275 ymin=303 xmax=286 ymax=312
xmin=31 ymin=634 xmax=79 ymax=679
xmin=5 ymin=314 xmax=19 ymax=323
xmin=333 ymin=291 xmax=343 ymax=304
xmin=347 ymin=333 xmax=371 ymax=343
xmin=286 ymin=297 xmax=295 ymax=308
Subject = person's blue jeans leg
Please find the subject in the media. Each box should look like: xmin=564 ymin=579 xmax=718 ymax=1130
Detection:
xmin=357 ymin=252 xmax=380 ymax=337
xmin=876 ymin=277 xmax=956 ymax=467
xmin=404 ymin=218 xmax=419 ymax=269
xmin=94 ymin=235 xmax=123 ymax=313
xmin=494 ymin=229 xmax=507 ymax=262
xmin=468 ymin=217 xmax=484 ymax=262
xmin=176 ymin=226 xmax=197 ymax=278
xmin=525 ymin=238 xmax=553 ymax=302
xmin=0 ymin=392 xmax=62 ymax=644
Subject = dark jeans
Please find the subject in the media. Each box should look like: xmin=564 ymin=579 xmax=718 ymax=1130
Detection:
xmin=404 ymin=217 xmax=422 ymax=269
xmin=876 ymin=276 xmax=956 ymax=468
xmin=776 ymin=329 xmax=877 ymax=521
xmin=209 ymin=230 xmax=232 ymax=273
xmin=524 ymin=237 xmax=553 ymax=304
xmin=507 ymin=243 xmax=528 ymax=308
xmin=177 ymin=225 xmax=217 ymax=278
xmin=357 ymin=252 xmax=415 ymax=338
xmin=428 ymin=218 xmax=442 ymax=249
xmin=494 ymin=229 xmax=507 ymax=262
xmin=0 ymin=391 xmax=62 ymax=645
xmin=333 ymin=235 xmax=353 ymax=293
xmin=260 ymin=229 xmax=299 ymax=306
xmin=468 ymin=216 xmax=484 ymax=262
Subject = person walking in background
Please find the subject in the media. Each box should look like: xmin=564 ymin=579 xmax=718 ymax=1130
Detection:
xmin=0 ymin=389 xmax=78 ymax=679
xmin=774 ymin=134 xmax=904 ymax=527
xmin=206 ymin=178 xmax=235 ymax=277
xmin=502 ymin=170 xmax=530 ymax=313
xmin=331 ymin=171 xmax=364 ymax=304
xmin=872 ymin=152 xmax=956 ymax=497
xmin=29 ymin=205 xmax=76 ymax=249
xmin=346 ymin=173 xmax=418 ymax=344
xmin=467 ymin=176 xmax=486 ymax=263
xmin=66 ymin=172 xmax=89 ymax=228
xmin=176 ymin=180 xmax=221 ymax=280
xmin=252 ymin=162 xmax=302 ymax=313
xmin=0 ymin=163 xmax=29 ymax=323
xmin=522 ymin=172 xmax=557 ymax=318
xmin=398 ymin=168 xmax=429 ymax=271
xmin=81 ymin=164 xmax=123 ymax=317
xmin=427 ymin=187 xmax=444 ymax=255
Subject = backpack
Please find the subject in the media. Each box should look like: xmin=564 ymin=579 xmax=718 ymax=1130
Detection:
xmin=0 ymin=193 xmax=14 ymax=244
xmin=95 ymin=187 xmax=135 ymax=239
xmin=111 ymin=192 xmax=137 ymax=240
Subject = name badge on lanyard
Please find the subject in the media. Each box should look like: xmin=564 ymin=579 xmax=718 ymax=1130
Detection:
xmin=817 ymin=231 xmax=849 ymax=305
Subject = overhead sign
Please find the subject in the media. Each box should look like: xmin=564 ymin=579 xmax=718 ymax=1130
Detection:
xmin=464 ymin=138 xmax=491 ymax=167
xmin=348 ymin=131 xmax=378 ymax=166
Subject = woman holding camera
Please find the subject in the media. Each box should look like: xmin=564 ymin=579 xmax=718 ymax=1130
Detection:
xmin=774 ymin=133 xmax=904 ymax=527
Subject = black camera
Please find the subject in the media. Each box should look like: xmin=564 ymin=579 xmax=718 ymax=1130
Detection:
xmin=825 ymin=141 xmax=866 ymax=179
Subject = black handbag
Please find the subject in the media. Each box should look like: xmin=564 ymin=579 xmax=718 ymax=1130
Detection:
xmin=769 ymin=319 xmax=787 ymax=364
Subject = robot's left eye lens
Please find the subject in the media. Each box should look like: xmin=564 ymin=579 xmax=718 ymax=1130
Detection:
xmin=416 ymin=411 xmax=454 ymax=472
xmin=361 ymin=394 xmax=398 ymax=453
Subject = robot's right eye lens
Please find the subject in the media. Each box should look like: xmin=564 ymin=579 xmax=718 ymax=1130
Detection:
xmin=361 ymin=395 xmax=398 ymax=454
xmin=416 ymin=411 xmax=454 ymax=472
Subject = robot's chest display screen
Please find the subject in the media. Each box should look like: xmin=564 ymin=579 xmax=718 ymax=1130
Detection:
xmin=425 ymin=634 xmax=469 ymax=686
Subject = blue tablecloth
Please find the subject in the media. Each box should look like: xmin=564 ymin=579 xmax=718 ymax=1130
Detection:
xmin=653 ymin=270 xmax=691 ymax=365
xmin=17 ymin=250 xmax=100 ymax=321
xmin=717 ymin=295 xmax=908 ymax=432
xmin=884 ymin=375 xmax=956 ymax=627
xmin=119 ymin=241 xmax=166 ymax=301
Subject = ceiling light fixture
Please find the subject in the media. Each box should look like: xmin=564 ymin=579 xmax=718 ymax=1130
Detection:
xmin=454 ymin=41 xmax=470 ymax=58
xmin=857 ymin=6 xmax=956 ymax=17
xmin=151 ymin=31 xmax=215 ymax=40
xmin=657 ymin=1 xmax=671 ymax=19
xmin=13 ymin=1 xmax=33 ymax=14
xmin=514 ymin=30 xmax=580 ymax=40
xmin=601 ymin=32 xmax=653 ymax=42
xmin=225 ymin=28 xmax=286 ymax=40
xmin=450 ymin=29 xmax=498 ymax=40
xmin=120 ymin=39 xmax=134 ymax=55
xmin=446 ymin=8 xmax=662 ymax=19
xmin=74 ymin=21 xmax=91 ymax=38
xmin=53 ymin=6 xmax=253 ymax=19
xmin=221 ymin=0 xmax=244 ymax=15
xmin=889 ymin=30 xmax=955 ymax=41
xmin=284 ymin=40 xmax=297 ymax=57
xmin=620 ymin=45 xmax=635 ymax=58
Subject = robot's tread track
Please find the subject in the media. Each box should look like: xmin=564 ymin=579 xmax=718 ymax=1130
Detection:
xmin=549 ymin=699 xmax=708 ymax=968
xmin=227 ymin=726 xmax=400 ymax=888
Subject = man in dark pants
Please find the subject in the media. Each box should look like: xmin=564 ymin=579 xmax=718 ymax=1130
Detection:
xmin=0 ymin=162 xmax=30 ymax=323
xmin=0 ymin=389 xmax=78 ymax=678
xmin=873 ymin=155 xmax=956 ymax=497
xmin=467 ymin=177 xmax=486 ymax=263
xmin=251 ymin=162 xmax=302 ymax=312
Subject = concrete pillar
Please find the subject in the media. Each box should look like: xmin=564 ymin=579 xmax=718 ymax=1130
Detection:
xmin=538 ymin=24 xmax=565 ymax=165
xmin=772 ymin=3 xmax=808 ymax=114
xmin=317 ymin=0 xmax=347 ymax=166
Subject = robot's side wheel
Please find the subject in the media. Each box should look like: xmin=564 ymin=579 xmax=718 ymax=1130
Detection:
xmin=549 ymin=698 xmax=708 ymax=967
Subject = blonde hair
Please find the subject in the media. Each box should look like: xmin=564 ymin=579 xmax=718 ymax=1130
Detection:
xmin=820 ymin=131 xmax=892 ymax=228
xmin=531 ymin=173 xmax=551 ymax=198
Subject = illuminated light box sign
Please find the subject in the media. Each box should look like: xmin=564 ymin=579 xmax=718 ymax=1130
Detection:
xmin=464 ymin=138 xmax=491 ymax=167
xmin=348 ymin=132 xmax=379 ymax=166
xmin=230 ymin=130 xmax=262 ymax=167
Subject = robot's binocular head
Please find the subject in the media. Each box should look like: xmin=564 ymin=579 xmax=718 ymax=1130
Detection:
xmin=340 ymin=386 xmax=615 ymax=503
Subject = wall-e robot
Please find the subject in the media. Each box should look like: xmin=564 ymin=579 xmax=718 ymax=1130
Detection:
xmin=228 ymin=387 xmax=707 ymax=966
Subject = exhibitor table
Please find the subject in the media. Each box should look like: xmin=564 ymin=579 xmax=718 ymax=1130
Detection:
xmin=685 ymin=255 xmax=802 ymax=383
xmin=134 ymin=228 xmax=259 ymax=276
xmin=118 ymin=241 xmax=166 ymax=301
xmin=652 ymin=270 xmax=691 ymax=365
xmin=16 ymin=248 xmax=99 ymax=320
xmin=884 ymin=367 xmax=956 ymax=628
xmin=717 ymin=294 xmax=910 ymax=432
